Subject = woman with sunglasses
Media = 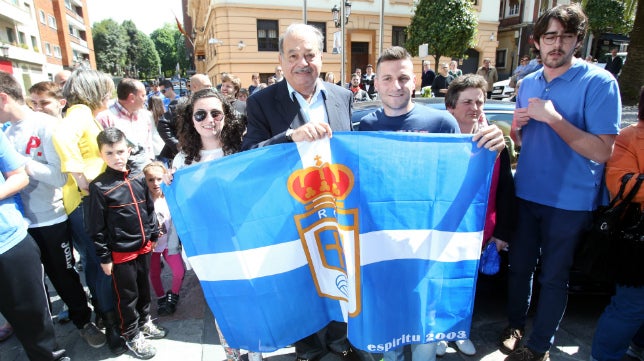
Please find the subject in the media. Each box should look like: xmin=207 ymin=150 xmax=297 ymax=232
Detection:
xmin=172 ymin=88 xmax=245 ymax=170
xmin=170 ymin=88 xmax=261 ymax=361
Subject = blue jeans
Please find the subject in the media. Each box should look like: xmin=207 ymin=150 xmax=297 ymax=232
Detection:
xmin=507 ymin=199 xmax=592 ymax=353
xmin=68 ymin=199 xmax=115 ymax=313
xmin=591 ymin=285 xmax=644 ymax=361
xmin=383 ymin=343 xmax=437 ymax=361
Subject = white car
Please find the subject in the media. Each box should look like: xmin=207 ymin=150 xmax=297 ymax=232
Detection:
xmin=491 ymin=79 xmax=514 ymax=100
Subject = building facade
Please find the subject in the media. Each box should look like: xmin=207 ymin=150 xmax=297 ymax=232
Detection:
xmin=0 ymin=0 xmax=47 ymax=89
xmin=34 ymin=0 xmax=95 ymax=77
xmin=186 ymin=0 xmax=500 ymax=89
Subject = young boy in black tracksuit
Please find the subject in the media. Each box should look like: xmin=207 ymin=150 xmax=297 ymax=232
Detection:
xmin=87 ymin=127 xmax=166 ymax=359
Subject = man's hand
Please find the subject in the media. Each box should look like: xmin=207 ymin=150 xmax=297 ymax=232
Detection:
xmin=101 ymin=262 xmax=113 ymax=276
xmin=526 ymin=98 xmax=563 ymax=125
xmin=472 ymin=124 xmax=505 ymax=152
xmin=291 ymin=122 xmax=333 ymax=142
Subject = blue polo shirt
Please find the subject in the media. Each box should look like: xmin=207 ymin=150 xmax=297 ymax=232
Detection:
xmin=0 ymin=131 xmax=28 ymax=255
xmin=514 ymin=59 xmax=621 ymax=211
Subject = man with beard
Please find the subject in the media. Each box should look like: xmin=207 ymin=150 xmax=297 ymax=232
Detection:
xmin=499 ymin=4 xmax=621 ymax=361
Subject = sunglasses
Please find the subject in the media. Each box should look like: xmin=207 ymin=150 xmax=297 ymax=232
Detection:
xmin=193 ymin=109 xmax=224 ymax=122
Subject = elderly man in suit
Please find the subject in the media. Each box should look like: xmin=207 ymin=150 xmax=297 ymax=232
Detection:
xmin=242 ymin=23 xmax=353 ymax=150
xmin=242 ymin=23 xmax=358 ymax=361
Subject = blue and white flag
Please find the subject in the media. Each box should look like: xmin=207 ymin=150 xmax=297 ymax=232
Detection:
xmin=163 ymin=132 xmax=496 ymax=353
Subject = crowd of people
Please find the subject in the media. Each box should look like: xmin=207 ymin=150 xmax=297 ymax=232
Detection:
xmin=0 ymin=3 xmax=641 ymax=361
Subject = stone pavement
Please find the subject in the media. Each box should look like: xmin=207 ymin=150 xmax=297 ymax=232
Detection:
xmin=0 ymin=262 xmax=618 ymax=361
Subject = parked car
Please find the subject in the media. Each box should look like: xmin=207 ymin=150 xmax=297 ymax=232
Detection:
xmin=491 ymin=79 xmax=514 ymax=100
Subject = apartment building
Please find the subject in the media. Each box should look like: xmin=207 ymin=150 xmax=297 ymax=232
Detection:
xmin=33 ymin=0 xmax=95 ymax=78
xmin=0 ymin=0 xmax=47 ymax=89
xmin=0 ymin=0 xmax=94 ymax=90
xmin=185 ymin=0 xmax=500 ymax=89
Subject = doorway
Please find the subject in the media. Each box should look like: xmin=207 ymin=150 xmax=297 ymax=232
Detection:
xmin=461 ymin=49 xmax=480 ymax=74
xmin=351 ymin=42 xmax=369 ymax=76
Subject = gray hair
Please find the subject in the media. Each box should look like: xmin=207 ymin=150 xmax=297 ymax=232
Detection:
xmin=63 ymin=69 xmax=114 ymax=112
xmin=279 ymin=23 xmax=324 ymax=55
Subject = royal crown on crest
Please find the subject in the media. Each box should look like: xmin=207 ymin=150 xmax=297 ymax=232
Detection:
xmin=287 ymin=156 xmax=354 ymax=205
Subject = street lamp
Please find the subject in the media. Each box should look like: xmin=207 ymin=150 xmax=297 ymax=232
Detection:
xmin=0 ymin=44 xmax=9 ymax=58
xmin=331 ymin=1 xmax=351 ymax=86
xmin=331 ymin=1 xmax=351 ymax=28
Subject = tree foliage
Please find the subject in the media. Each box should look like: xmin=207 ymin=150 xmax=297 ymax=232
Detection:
xmin=405 ymin=0 xmax=478 ymax=72
xmin=136 ymin=31 xmax=161 ymax=80
xmin=584 ymin=0 xmax=633 ymax=36
xmin=618 ymin=0 xmax=643 ymax=105
xmin=151 ymin=24 xmax=179 ymax=76
xmin=92 ymin=19 xmax=127 ymax=74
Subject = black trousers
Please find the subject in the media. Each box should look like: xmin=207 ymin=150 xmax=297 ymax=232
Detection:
xmin=112 ymin=252 xmax=152 ymax=340
xmin=29 ymin=220 xmax=92 ymax=329
xmin=0 ymin=234 xmax=62 ymax=361
xmin=295 ymin=321 xmax=350 ymax=359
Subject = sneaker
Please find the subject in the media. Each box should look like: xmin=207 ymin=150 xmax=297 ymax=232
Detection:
xmin=454 ymin=339 xmax=477 ymax=356
xmin=0 ymin=323 xmax=13 ymax=342
xmin=126 ymin=332 xmax=156 ymax=359
xmin=80 ymin=322 xmax=106 ymax=348
xmin=504 ymin=346 xmax=548 ymax=361
xmin=436 ymin=341 xmax=447 ymax=357
xmin=627 ymin=343 xmax=644 ymax=361
xmin=140 ymin=319 xmax=167 ymax=339
xmin=499 ymin=327 xmax=524 ymax=354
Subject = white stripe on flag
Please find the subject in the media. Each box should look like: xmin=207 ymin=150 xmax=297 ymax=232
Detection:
xmin=188 ymin=230 xmax=481 ymax=282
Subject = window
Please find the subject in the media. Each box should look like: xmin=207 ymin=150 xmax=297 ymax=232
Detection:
xmin=307 ymin=21 xmax=327 ymax=52
xmin=31 ymin=36 xmax=37 ymax=49
xmin=53 ymin=45 xmax=62 ymax=58
xmin=48 ymin=15 xmax=57 ymax=29
xmin=505 ymin=0 xmax=520 ymax=17
xmin=257 ymin=20 xmax=278 ymax=52
xmin=65 ymin=0 xmax=72 ymax=10
xmin=39 ymin=10 xmax=45 ymax=23
xmin=45 ymin=42 xmax=51 ymax=55
xmin=69 ymin=25 xmax=79 ymax=38
xmin=6 ymin=27 xmax=15 ymax=43
xmin=18 ymin=31 xmax=25 ymax=45
xmin=392 ymin=26 xmax=407 ymax=47
xmin=496 ymin=49 xmax=507 ymax=69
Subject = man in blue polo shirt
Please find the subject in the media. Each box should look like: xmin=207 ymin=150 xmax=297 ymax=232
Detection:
xmin=499 ymin=4 xmax=621 ymax=361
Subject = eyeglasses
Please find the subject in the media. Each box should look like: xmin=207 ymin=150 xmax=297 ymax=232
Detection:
xmin=541 ymin=33 xmax=577 ymax=45
xmin=193 ymin=109 xmax=224 ymax=122
xmin=161 ymin=88 xmax=167 ymax=93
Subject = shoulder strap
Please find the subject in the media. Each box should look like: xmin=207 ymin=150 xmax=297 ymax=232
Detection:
xmin=620 ymin=173 xmax=644 ymax=205
xmin=607 ymin=173 xmax=634 ymax=208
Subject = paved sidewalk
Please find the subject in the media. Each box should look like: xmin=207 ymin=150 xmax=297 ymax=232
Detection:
xmin=0 ymin=264 xmax=615 ymax=361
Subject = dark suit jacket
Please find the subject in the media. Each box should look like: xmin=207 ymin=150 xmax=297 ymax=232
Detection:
xmin=242 ymin=80 xmax=353 ymax=150
xmin=604 ymin=55 xmax=623 ymax=76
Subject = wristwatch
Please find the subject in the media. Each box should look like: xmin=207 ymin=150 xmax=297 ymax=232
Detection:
xmin=285 ymin=128 xmax=294 ymax=142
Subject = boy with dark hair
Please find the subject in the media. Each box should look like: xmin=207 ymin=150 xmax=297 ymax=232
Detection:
xmin=87 ymin=127 xmax=166 ymax=359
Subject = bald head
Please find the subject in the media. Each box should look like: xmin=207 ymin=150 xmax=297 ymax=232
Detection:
xmin=54 ymin=70 xmax=72 ymax=88
xmin=190 ymin=74 xmax=212 ymax=92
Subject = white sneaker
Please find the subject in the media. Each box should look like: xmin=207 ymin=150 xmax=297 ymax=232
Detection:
xmin=454 ymin=339 xmax=476 ymax=356
xmin=627 ymin=343 xmax=644 ymax=361
xmin=436 ymin=341 xmax=448 ymax=357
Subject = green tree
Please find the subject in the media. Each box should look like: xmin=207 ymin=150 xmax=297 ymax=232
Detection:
xmin=405 ymin=0 xmax=478 ymax=73
xmin=120 ymin=20 xmax=160 ymax=79
xmin=584 ymin=0 xmax=633 ymax=59
xmin=151 ymin=24 xmax=178 ymax=76
xmin=136 ymin=31 xmax=161 ymax=80
xmin=174 ymin=31 xmax=190 ymax=77
xmin=92 ymin=19 xmax=127 ymax=75
xmin=619 ymin=0 xmax=643 ymax=104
